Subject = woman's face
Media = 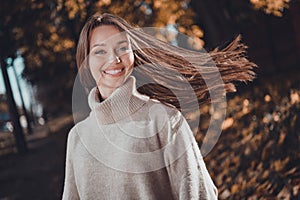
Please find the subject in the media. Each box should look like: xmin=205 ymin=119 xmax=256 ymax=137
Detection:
xmin=89 ymin=25 xmax=134 ymax=96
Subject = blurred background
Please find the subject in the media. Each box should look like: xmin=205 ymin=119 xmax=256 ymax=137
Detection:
xmin=0 ymin=0 xmax=299 ymax=199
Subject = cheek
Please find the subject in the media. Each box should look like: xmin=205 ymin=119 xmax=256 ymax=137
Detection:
xmin=89 ymin=57 xmax=104 ymax=81
xmin=89 ymin=67 xmax=100 ymax=83
xmin=89 ymin=56 xmax=106 ymax=74
xmin=123 ymin=52 xmax=135 ymax=68
xmin=89 ymin=56 xmax=105 ymax=69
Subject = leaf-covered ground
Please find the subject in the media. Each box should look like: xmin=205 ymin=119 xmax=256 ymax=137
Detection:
xmin=202 ymin=73 xmax=300 ymax=199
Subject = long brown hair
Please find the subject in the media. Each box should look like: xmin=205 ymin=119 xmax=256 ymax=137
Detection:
xmin=76 ymin=13 xmax=256 ymax=112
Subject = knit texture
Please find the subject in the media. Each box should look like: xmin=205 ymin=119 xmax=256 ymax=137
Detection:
xmin=62 ymin=76 xmax=218 ymax=200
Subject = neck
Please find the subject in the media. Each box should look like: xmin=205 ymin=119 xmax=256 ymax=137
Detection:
xmin=88 ymin=76 xmax=149 ymax=124
xmin=98 ymin=86 xmax=116 ymax=100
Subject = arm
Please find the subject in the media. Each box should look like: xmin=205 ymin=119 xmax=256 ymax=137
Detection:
xmin=164 ymin=114 xmax=218 ymax=200
xmin=62 ymin=128 xmax=80 ymax=200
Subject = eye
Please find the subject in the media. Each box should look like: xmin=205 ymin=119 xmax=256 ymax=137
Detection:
xmin=119 ymin=46 xmax=129 ymax=51
xmin=93 ymin=49 xmax=106 ymax=55
xmin=116 ymin=45 xmax=131 ymax=56
xmin=116 ymin=46 xmax=129 ymax=54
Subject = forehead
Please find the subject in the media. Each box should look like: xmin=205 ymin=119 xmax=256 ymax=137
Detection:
xmin=90 ymin=25 xmax=128 ymax=47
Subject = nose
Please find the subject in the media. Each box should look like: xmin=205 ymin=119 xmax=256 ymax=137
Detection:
xmin=107 ymin=50 xmax=121 ymax=64
xmin=115 ymin=56 xmax=121 ymax=63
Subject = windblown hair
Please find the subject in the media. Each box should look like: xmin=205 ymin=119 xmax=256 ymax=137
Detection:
xmin=76 ymin=13 xmax=256 ymax=112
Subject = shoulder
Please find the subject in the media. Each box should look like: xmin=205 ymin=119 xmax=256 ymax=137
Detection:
xmin=66 ymin=116 xmax=91 ymax=147
xmin=146 ymin=98 xmax=185 ymax=130
xmin=66 ymin=126 xmax=80 ymax=150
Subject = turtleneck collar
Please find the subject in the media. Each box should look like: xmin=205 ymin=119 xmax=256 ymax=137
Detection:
xmin=88 ymin=76 xmax=149 ymax=124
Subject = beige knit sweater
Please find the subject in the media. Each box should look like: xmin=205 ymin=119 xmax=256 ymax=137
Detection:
xmin=62 ymin=76 xmax=218 ymax=200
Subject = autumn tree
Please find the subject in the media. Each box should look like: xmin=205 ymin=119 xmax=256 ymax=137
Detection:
xmin=249 ymin=0 xmax=291 ymax=16
xmin=2 ymin=0 xmax=296 ymax=117
xmin=0 ymin=0 xmax=33 ymax=153
xmin=1 ymin=0 xmax=204 ymax=116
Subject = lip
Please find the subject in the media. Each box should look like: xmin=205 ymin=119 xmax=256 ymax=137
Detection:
xmin=102 ymin=67 xmax=125 ymax=77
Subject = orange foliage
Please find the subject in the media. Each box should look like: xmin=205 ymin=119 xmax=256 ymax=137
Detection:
xmin=249 ymin=0 xmax=290 ymax=16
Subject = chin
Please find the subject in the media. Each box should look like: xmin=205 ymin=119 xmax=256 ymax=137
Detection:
xmin=102 ymin=77 xmax=126 ymax=88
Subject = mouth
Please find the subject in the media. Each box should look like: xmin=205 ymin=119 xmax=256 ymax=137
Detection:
xmin=102 ymin=67 xmax=125 ymax=76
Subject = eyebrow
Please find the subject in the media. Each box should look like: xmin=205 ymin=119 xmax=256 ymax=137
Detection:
xmin=91 ymin=40 xmax=128 ymax=48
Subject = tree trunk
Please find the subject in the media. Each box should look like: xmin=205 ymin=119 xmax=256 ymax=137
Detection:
xmin=11 ymin=63 xmax=33 ymax=134
xmin=1 ymin=58 xmax=27 ymax=154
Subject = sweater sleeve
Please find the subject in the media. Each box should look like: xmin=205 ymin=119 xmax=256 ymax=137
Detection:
xmin=164 ymin=113 xmax=218 ymax=200
xmin=62 ymin=128 xmax=80 ymax=200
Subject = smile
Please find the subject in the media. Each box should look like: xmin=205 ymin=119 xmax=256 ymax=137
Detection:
xmin=103 ymin=68 xmax=125 ymax=76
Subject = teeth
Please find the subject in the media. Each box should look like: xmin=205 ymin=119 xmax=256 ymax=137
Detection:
xmin=104 ymin=69 xmax=122 ymax=75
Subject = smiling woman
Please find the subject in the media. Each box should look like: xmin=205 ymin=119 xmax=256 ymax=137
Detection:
xmin=88 ymin=25 xmax=134 ymax=99
xmin=62 ymin=13 xmax=256 ymax=200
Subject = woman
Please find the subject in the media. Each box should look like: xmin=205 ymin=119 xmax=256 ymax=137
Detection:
xmin=63 ymin=13 xmax=255 ymax=199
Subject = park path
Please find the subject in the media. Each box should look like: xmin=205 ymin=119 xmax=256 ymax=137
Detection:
xmin=0 ymin=115 xmax=74 ymax=200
